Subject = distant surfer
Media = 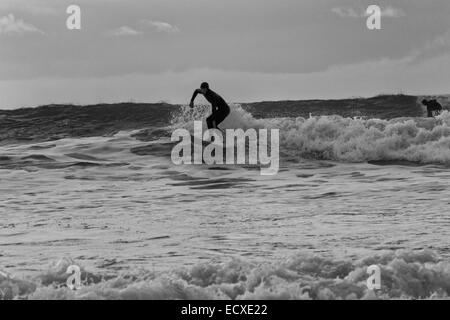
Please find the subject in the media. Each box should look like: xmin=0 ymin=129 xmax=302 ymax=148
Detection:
xmin=422 ymin=99 xmax=443 ymax=117
xmin=190 ymin=82 xmax=230 ymax=129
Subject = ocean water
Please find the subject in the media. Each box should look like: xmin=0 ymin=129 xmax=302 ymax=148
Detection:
xmin=1 ymin=96 xmax=450 ymax=300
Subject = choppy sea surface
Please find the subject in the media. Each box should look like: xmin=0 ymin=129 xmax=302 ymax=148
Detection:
xmin=1 ymin=95 xmax=450 ymax=299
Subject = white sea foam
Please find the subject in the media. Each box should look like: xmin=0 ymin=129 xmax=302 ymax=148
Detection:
xmin=2 ymin=250 xmax=449 ymax=300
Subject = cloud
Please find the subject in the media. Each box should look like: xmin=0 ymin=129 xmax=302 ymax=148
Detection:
xmin=379 ymin=6 xmax=406 ymax=18
xmin=0 ymin=1 xmax=59 ymax=16
xmin=408 ymin=29 xmax=450 ymax=64
xmin=0 ymin=14 xmax=44 ymax=35
xmin=3 ymin=53 xmax=450 ymax=108
xmin=109 ymin=26 xmax=142 ymax=37
xmin=332 ymin=7 xmax=360 ymax=18
xmin=332 ymin=6 xmax=405 ymax=18
xmin=140 ymin=20 xmax=180 ymax=34
xmin=108 ymin=20 xmax=180 ymax=37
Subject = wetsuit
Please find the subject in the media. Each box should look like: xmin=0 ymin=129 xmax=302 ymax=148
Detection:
xmin=423 ymin=100 xmax=442 ymax=117
xmin=191 ymin=89 xmax=230 ymax=129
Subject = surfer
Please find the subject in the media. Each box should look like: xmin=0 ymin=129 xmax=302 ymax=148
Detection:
xmin=189 ymin=82 xmax=230 ymax=129
xmin=422 ymin=99 xmax=443 ymax=117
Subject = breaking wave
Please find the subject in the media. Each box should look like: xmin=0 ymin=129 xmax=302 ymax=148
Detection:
xmin=169 ymin=104 xmax=450 ymax=165
xmin=1 ymin=250 xmax=450 ymax=300
xmin=274 ymin=111 xmax=450 ymax=164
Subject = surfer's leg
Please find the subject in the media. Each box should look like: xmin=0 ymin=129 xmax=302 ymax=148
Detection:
xmin=206 ymin=114 xmax=218 ymax=142
xmin=206 ymin=114 xmax=216 ymax=129
xmin=214 ymin=109 xmax=230 ymax=129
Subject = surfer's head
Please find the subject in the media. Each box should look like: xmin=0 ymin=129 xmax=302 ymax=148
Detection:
xmin=422 ymin=99 xmax=428 ymax=105
xmin=200 ymin=82 xmax=209 ymax=94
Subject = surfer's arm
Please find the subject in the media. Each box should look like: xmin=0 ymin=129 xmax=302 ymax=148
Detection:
xmin=189 ymin=89 xmax=201 ymax=108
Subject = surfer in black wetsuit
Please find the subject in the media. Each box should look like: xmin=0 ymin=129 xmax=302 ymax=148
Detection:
xmin=422 ymin=99 xmax=443 ymax=117
xmin=190 ymin=82 xmax=230 ymax=129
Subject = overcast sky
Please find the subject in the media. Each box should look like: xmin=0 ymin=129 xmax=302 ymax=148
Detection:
xmin=1 ymin=0 xmax=450 ymax=108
